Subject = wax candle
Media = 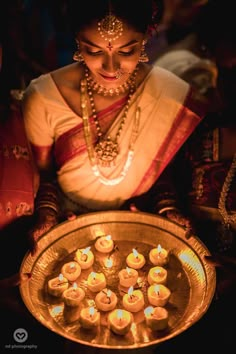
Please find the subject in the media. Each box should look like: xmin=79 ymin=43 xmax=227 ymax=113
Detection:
xmin=87 ymin=271 xmax=106 ymax=292
xmin=61 ymin=261 xmax=81 ymax=282
xmin=108 ymin=309 xmax=133 ymax=335
xmin=149 ymin=244 xmax=169 ymax=266
xmin=147 ymin=266 xmax=167 ymax=285
xmin=62 ymin=282 xmax=85 ymax=307
xmin=122 ymin=286 xmax=145 ymax=313
xmin=47 ymin=273 xmax=69 ymax=297
xmin=126 ymin=248 xmax=146 ymax=269
xmin=118 ymin=267 xmax=139 ymax=288
xmin=75 ymin=246 xmax=94 ymax=269
xmin=147 ymin=284 xmax=171 ymax=307
xmin=144 ymin=306 xmax=169 ymax=331
xmin=95 ymin=234 xmax=114 ymax=253
xmin=95 ymin=288 xmax=118 ymax=311
xmin=79 ymin=306 xmax=100 ymax=329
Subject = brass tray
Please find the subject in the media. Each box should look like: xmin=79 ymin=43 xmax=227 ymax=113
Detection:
xmin=19 ymin=211 xmax=216 ymax=349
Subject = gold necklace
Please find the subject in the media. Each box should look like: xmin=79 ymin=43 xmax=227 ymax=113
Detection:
xmin=85 ymin=67 xmax=137 ymax=97
xmin=218 ymin=152 xmax=236 ymax=224
xmin=217 ymin=152 xmax=236 ymax=251
xmin=80 ymin=79 xmax=140 ymax=186
xmin=85 ymin=68 xmax=138 ymax=167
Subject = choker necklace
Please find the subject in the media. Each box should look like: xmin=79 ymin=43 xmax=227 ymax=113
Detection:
xmin=85 ymin=67 xmax=137 ymax=97
xmin=85 ymin=68 xmax=138 ymax=167
xmin=217 ymin=152 xmax=236 ymax=251
xmin=80 ymin=79 xmax=140 ymax=185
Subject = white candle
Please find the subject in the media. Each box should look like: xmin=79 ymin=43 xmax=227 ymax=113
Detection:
xmin=79 ymin=306 xmax=100 ymax=329
xmin=75 ymin=246 xmax=94 ymax=269
xmin=87 ymin=271 xmax=106 ymax=292
xmin=147 ymin=284 xmax=171 ymax=307
xmin=149 ymin=244 xmax=169 ymax=266
xmin=118 ymin=266 xmax=139 ymax=288
xmin=61 ymin=261 xmax=81 ymax=282
xmin=122 ymin=286 xmax=145 ymax=312
xmin=108 ymin=308 xmax=133 ymax=335
xmin=47 ymin=273 xmax=69 ymax=297
xmin=62 ymin=283 xmax=85 ymax=307
xmin=144 ymin=306 xmax=169 ymax=331
xmin=95 ymin=234 xmax=114 ymax=253
xmin=147 ymin=266 xmax=167 ymax=285
xmin=95 ymin=288 xmax=118 ymax=311
xmin=126 ymin=248 xmax=146 ymax=269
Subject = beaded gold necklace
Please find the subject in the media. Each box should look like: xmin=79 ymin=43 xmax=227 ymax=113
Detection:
xmin=85 ymin=68 xmax=138 ymax=167
xmin=80 ymin=79 xmax=140 ymax=186
xmin=217 ymin=152 xmax=236 ymax=250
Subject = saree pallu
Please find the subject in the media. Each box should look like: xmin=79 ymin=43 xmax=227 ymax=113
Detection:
xmin=53 ymin=67 xmax=204 ymax=212
xmin=0 ymin=106 xmax=37 ymax=229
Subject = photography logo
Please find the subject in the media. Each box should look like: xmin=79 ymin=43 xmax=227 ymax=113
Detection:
xmin=13 ymin=328 xmax=28 ymax=343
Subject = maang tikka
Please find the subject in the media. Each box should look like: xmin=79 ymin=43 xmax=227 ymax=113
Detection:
xmin=97 ymin=11 xmax=123 ymax=50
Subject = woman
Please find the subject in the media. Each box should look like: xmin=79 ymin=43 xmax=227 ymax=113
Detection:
xmin=22 ymin=0 xmax=205 ymax=252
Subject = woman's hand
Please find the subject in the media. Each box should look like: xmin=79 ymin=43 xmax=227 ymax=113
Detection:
xmin=164 ymin=209 xmax=195 ymax=239
xmin=0 ymin=272 xmax=31 ymax=292
xmin=28 ymin=208 xmax=58 ymax=256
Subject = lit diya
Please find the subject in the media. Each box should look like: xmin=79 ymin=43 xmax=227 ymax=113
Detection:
xmin=149 ymin=244 xmax=169 ymax=266
xmin=118 ymin=266 xmax=139 ymax=288
xmin=144 ymin=306 xmax=169 ymax=331
xmin=62 ymin=282 xmax=85 ymax=307
xmin=108 ymin=309 xmax=133 ymax=335
xmin=122 ymin=286 xmax=145 ymax=313
xmin=79 ymin=306 xmax=100 ymax=329
xmin=126 ymin=248 xmax=146 ymax=269
xmin=95 ymin=288 xmax=118 ymax=311
xmin=47 ymin=273 xmax=69 ymax=297
xmin=147 ymin=266 xmax=167 ymax=285
xmin=75 ymin=246 xmax=94 ymax=269
xmin=147 ymin=284 xmax=171 ymax=307
xmin=87 ymin=271 xmax=106 ymax=292
xmin=95 ymin=234 xmax=114 ymax=253
xmin=61 ymin=261 xmax=81 ymax=282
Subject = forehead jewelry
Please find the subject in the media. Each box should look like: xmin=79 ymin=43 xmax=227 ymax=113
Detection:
xmin=97 ymin=14 xmax=123 ymax=51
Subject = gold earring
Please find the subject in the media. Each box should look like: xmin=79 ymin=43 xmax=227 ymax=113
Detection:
xmin=73 ymin=40 xmax=85 ymax=63
xmin=139 ymin=40 xmax=149 ymax=63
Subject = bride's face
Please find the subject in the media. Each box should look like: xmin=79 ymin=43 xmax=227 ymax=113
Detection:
xmin=77 ymin=21 xmax=144 ymax=88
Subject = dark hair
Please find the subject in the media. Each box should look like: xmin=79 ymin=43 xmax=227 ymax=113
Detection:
xmin=67 ymin=0 xmax=156 ymax=36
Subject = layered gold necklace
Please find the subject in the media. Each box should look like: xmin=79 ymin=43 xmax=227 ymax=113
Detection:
xmin=80 ymin=72 xmax=140 ymax=186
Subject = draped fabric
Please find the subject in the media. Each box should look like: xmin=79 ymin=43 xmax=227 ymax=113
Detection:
xmin=0 ymin=105 xmax=37 ymax=229
xmin=23 ymin=66 xmax=204 ymax=213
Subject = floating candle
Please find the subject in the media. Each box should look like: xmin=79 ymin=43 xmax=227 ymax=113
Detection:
xmin=118 ymin=267 xmax=139 ymax=288
xmin=108 ymin=309 xmax=133 ymax=335
xmin=87 ymin=271 xmax=106 ymax=292
xmin=126 ymin=248 xmax=146 ymax=269
xmin=61 ymin=261 xmax=81 ymax=282
xmin=95 ymin=234 xmax=114 ymax=253
xmin=47 ymin=273 xmax=69 ymax=297
xmin=79 ymin=306 xmax=100 ymax=329
xmin=147 ymin=284 xmax=171 ymax=307
xmin=144 ymin=306 xmax=169 ymax=331
xmin=122 ymin=286 xmax=145 ymax=313
xmin=95 ymin=288 xmax=118 ymax=311
xmin=62 ymin=283 xmax=85 ymax=307
xmin=149 ymin=244 xmax=169 ymax=266
xmin=147 ymin=266 xmax=167 ymax=285
xmin=75 ymin=246 xmax=94 ymax=269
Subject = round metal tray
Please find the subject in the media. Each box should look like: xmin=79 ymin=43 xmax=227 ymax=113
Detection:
xmin=19 ymin=211 xmax=216 ymax=349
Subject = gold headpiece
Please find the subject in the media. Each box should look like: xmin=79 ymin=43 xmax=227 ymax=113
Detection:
xmin=98 ymin=14 xmax=123 ymax=49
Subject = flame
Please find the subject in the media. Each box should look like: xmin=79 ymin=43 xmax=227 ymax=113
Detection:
xmin=126 ymin=266 xmax=131 ymax=275
xmin=157 ymin=244 xmax=162 ymax=253
xmin=72 ymin=282 xmax=78 ymax=289
xmin=128 ymin=286 xmax=134 ymax=296
xmin=132 ymin=248 xmax=139 ymax=258
xmin=58 ymin=273 xmax=64 ymax=281
xmin=89 ymin=306 xmax=95 ymax=316
xmin=117 ymin=309 xmax=123 ymax=319
xmin=105 ymin=258 xmax=113 ymax=268
xmin=105 ymin=234 xmax=112 ymax=241
xmin=144 ymin=306 xmax=154 ymax=316
xmin=82 ymin=246 xmax=91 ymax=255
xmin=154 ymin=284 xmax=160 ymax=294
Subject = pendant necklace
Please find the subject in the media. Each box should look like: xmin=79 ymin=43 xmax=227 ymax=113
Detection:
xmin=84 ymin=67 xmax=138 ymax=168
xmin=80 ymin=78 xmax=140 ymax=186
xmin=217 ymin=152 xmax=236 ymax=251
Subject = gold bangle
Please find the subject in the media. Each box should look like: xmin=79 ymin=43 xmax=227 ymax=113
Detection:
xmin=158 ymin=206 xmax=179 ymax=215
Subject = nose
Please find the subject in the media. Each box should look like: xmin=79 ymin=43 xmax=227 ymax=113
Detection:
xmin=102 ymin=54 xmax=120 ymax=74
